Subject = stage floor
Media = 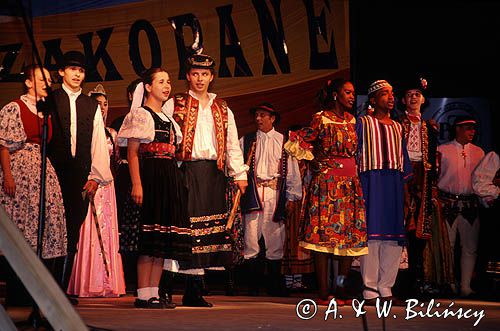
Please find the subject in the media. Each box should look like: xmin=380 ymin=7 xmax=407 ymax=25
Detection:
xmin=6 ymin=294 xmax=500 ymax=330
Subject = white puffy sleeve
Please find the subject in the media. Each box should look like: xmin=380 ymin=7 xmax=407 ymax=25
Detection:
xmin=472 ymin=151 xmax=500 ymax=207
xmin=0 ymin=101 xmax=26 ymax=152
xmin=117 ymin=107 xmax=155 ymax=147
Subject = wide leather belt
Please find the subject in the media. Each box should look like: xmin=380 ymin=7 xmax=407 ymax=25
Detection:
xmin=256 ymin=178 xmax=278 ymax=190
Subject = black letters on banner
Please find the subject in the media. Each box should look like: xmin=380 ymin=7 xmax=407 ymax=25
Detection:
xmin=78 ymin=28 xmax=123 ymax=81
xmin=216 ymin=5 xmax=253 ymax=78
xmin=42 ymin=38 xmax=64 ymax=73
xmin=129 ymin=19 xmax=162 ymax=76
xmin=252 ymin=0 xmax=291 ymax=75
xmin=0 ymin=43 xmax=23 ymax=82
xmin=303 ymin=0 xmax=338 ymax=69
xmin=168 ymin=14 xmax=203 ymax=80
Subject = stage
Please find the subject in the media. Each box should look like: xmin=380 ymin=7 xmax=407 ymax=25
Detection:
xmin=5 ymin=294 xmax=500 ymax=330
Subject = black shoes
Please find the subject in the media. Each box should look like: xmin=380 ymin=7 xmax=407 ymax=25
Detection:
xmin=134 ymin=297 xmax=176 ymax=309
xmin=182 ymin=295 xmax=213 ymax=307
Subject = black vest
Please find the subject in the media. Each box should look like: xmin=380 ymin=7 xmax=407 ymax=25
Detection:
xmin=240 ymin=132 xmax=288 ymax=222
xmin=48 ymin=88 xmax=97 ymax=179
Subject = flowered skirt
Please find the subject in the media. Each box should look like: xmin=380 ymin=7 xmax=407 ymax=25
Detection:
xmin=299 ymin=169 xmax=367 ymax=256
xmin=0 ymin=143 xmax=67 ymax=258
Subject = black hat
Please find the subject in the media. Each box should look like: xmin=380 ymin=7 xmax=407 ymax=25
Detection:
xmin=398 ymin=76 xmax=428 ymax=96
xmin=250 ymin=102 xmax=280 ymax=125
xmin=186 ymin=53 xmax=215 ymax=70
xmin=60 ymin=51 xmax=86 ymax=70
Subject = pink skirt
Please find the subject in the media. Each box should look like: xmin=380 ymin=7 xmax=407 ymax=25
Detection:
xmin=67 ymin=182 xmax=126 ymax=297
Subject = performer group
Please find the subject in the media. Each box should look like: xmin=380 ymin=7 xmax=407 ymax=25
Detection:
xmin=0 ymin=51 xmax=498 ymax=309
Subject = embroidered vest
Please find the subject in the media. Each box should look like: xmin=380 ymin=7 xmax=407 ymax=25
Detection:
xmin=172 ymin=93 xmax=228 ymax=171
xmin=139 ymin=106 xmax=176 ymax=159
xmin=401 ymin=115 xmax=439 ymax=239
xmin=240 ymin=132 xmax=289 ymax=222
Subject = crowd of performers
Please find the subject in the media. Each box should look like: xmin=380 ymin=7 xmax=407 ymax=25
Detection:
xmin=0 ymin=51 xmax=498 ymax=309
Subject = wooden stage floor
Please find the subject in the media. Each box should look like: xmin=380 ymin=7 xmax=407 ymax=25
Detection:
xmin=5 ymin=294 xmax=500 ymax=330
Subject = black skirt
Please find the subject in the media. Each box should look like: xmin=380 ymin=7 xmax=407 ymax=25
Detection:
xmin=176 ymin=160 xmax=233 ymax=269
xmin=137 ymin=157 xmax=185 ymax=258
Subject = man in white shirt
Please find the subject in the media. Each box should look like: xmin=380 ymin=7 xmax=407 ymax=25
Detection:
xmin=163 ymin=54 xmax=248 ymax=307
xmin=47 ymin=51 xmax=112 ymax=300
xmin=239 ymin=103 xmax=302 ymax=296
xmin=437 ymin=116 xmax=485 ymax=297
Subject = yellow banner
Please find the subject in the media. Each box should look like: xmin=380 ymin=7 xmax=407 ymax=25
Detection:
xmin=0 ymin=0 xmax=349 ymax=108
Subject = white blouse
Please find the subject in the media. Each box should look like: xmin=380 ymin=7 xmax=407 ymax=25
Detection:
xmin=117 ymin=106 xmax=182 ymax=146
xmin=472 ymin=151 xmax=499 ymax=207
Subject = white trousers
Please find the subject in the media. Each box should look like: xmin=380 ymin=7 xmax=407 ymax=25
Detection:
xmin=446 ymin=214 xmax=480 ymax=294
xmin=243 ymin=186 xmax=285 ymax=260
xmin=360 ymin=240 xmax=403 ymax=299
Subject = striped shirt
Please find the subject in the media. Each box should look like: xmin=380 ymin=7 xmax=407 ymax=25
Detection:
xmin=357 ymin=115 xmax=404 ymax=173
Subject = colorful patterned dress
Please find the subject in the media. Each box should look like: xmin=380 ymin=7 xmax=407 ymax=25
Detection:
xmin=286 ymin=110 xmax=367 ymax=256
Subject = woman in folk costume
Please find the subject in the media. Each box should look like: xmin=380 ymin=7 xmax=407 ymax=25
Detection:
xmin=117 ymin=68 xmax=183 ymax=309
xmin=0 ymin=65 xmax=67 ymax=260
xmin=285 ymin=78 xmax=368 ymax=306
xmin=67 ymin=84 xmax=125 ymax=298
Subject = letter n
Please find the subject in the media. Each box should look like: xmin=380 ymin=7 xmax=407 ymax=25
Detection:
xmin=216 ymin=4 xmax=253 ymax=77
xmin=252 ymin=0 xmax=291 ymax=74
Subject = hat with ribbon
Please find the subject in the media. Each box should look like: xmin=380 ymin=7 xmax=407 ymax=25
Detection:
xmin=250 ymin=102 xmax=280 ymax=125
xmin=186 ymin=53 xmax=215 ymax=70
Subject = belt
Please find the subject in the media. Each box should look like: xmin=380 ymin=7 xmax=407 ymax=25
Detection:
xmin=256 ymin=178 xmax=278 ymax=190
xmin=139 ymin=142 xmax=175 ymax=159
xmin=438 ymin=190 xmax=476 ymax=202
xmin=314 ymin=156 xmax=356 ymax=177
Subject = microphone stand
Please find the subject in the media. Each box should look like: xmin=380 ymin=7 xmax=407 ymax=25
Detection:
xmin=14 ymin=0 xmax=55 ymax=329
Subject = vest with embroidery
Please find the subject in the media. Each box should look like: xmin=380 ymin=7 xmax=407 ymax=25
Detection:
xmin=401 ymin=115 xmax=439 ymax=239
xmin=240 ymin=132 xmax=288 ymax=222
xmin=171 ymin=93 xmax=228 ymax=171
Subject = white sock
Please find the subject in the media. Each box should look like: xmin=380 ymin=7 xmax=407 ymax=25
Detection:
xmin=137 ymin=287 xmax=150 ymax=300
xmin=150 ymin=287 xmax=159 ymax=299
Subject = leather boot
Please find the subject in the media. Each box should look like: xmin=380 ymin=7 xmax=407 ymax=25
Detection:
xmin=225 ymin=267 xmax=238 ymax=296
xmin=266 ymin=259 xmax=288 ymax=297
xmin=158 ymin=271 xmax=176 ymax=308
xmin=246 ymin=258 xmax=261 ymax=296
xmin=182 ymin=275 xmax=213 ymax=307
